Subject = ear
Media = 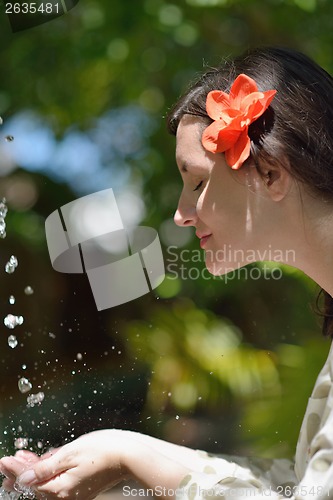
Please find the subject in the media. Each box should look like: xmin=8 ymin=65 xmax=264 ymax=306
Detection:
xmin=260 ymin=157 xmax=292 ymax=202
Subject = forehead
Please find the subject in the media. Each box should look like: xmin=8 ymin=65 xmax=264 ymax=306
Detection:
xmin=176 ymin=115 xmax=206 ymax=167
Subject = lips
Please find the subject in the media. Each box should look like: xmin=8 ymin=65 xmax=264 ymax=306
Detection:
xmin=196 ymin=232 xmax=212 ymax=248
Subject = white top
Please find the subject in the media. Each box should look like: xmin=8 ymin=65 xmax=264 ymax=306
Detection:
xmin=176 ymin=341 xmax=333 ymax=500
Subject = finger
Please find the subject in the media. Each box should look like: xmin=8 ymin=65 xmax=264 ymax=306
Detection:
xmin=34 ymin=473 xmax=70 ymax=495
xmin=0 ymin=462 xmax=15 ymax=481
xmin=0 ymin=456 xmax=27 ymax=478
xmin=34 ymin=472 xmax=91 ymax=499
xmin=41 ymin=447 xmax=61 ymax=460
xmin=15 ymin=450 xmax=40 ymax=462
xmin=2 ymin=452 xmax=32 ymax=468
xmin=18 ymin=449 xmax=72 ymax=487
xmin=1 ymin=476 xmax=16 ymax=491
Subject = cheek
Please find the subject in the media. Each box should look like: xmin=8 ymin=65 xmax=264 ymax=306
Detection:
xmin=196 ymin=184 xmax=216 ymax=223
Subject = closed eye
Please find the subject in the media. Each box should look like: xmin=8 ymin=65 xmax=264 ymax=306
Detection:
xmin=193 ymin=180 xmax=203 ymax=191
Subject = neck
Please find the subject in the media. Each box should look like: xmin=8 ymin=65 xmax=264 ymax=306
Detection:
xmin=272 ymin=193 xmax=333 ymax=297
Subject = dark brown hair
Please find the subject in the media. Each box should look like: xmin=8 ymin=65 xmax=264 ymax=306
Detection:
xmin=167 ymin=46 xmax=333 ymax=337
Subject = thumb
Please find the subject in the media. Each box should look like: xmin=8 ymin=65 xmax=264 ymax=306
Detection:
xmin=18 ymin=448 xmax=67 ymax=486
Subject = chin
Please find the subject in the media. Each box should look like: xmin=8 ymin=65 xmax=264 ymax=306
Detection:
xmin=205 ymin=257 xmax=245 ymax=276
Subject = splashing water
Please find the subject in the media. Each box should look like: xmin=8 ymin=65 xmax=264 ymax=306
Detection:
xmin=26 ymin=392 xmax=44 ymax=408
xmin=0 ymin=199 xmax=8 ymax=239
xmin=0 ymin=219 xmax=6 ymax=239
xmin=4 ymin=314 xmax=23 ymax=329
xmin=13 ymin=482 xmax=34 ymax=499
xmin=7 ymin=335 xmax=18 ymax=349
xmin=0 ymin=488 xmax=21 ymax=499
xmin=0 ymin=201 xmax=40 ymax=497
xmin=5 ymin=256 xmax=18 ymax=274
xmin=18 ymin=377 xmax=32 ymax=394
xmin=14 ymin=437 xmax=28 ymax=449
xmin=0 ymin=199 xmax=49 ymax=495
xmin=0 ymin=201 xmax=8 ymax=218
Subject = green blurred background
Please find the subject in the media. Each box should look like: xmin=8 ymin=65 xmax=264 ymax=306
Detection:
xmin=0 ymin=0 xmax=331 ymax=462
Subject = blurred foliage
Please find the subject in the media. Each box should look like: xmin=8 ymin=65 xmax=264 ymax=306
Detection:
xmin=126 ymin=298 xmax=280 ymax=411
xmin=0 ymin=0 xmax=332 ymax=462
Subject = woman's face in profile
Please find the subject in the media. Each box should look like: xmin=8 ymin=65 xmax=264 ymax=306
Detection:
xmin=174 ymin=115 xmax=273 ymax=275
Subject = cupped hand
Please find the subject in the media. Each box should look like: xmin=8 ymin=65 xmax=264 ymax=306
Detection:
xmin=0 ymin=449 xmax=41 ymax=492
xmin=1 ymin=429 xmax=130 ymax=500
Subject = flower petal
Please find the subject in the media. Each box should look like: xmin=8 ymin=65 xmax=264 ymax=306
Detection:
xmin=206 ymin=90 xmax=230 ymax=120
xmin=247 ymin=90 xmax=277 ymax=121
xmin=230 ymin=74 xmax=258 ymax=109
xmin=239 ymin=92 xmax=266 ymax=114
xmin=219 ymin=108 xmax=243 ymax=126
xmin=215 ymin=128 xmax=242 ymax=154
xmin=225 ymin=129 xmax=251 ymax=169
xmin=202 ymin=121 xmax=241 ymax=153
xmin=201 ymin=121 xmax=223 ymax=153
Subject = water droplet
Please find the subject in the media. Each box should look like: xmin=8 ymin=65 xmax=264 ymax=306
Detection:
xmin=175 ymin=415 xmax=180 ymax=420
xmin=4 ymin=314 xmax=24 ymax=329
xmin=5 ymin=255 xmax=18 ymax=274
xmin=0 ymin=117 xmax=3 ymax=125
xmin=14 ymin=437 xmax=28 ymax=449
xmin=0 ymin=219 xmax=6 ymax=239
xmin=22 ymin=364 xmax=27 ymax=370
xmin=10 ymin=255 xmax=17 ymax=265
xmin=0 ymin=200 xmax=8 ymax=218
xmin=18 ymin=377 xmax=32 ymax=394
xmin=9 ymin=295 xmax=15 ymax=305
xmin=26 ymin=392 xmax=44 ymax=408
xmin=13 ymin=482 xmax=35 ymax=499
xmin=49 ymin=332 xmax=56 ymax=338
xmin=24 ymin=286 xmax=34 ymax=295
xmin=5 ymin=135 xmax=14 ymax=142
xmin=8 ymin=335 xmax=18 ymax=348
xmin=76 ymin=353 xmax=83 ymax=360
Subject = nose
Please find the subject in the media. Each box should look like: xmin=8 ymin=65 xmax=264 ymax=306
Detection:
xmin=174 ymin=191 xmax=198 ymax=227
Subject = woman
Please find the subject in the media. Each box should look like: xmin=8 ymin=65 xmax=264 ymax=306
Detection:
xmin=1 ymin=46 xmax=333 ymax=499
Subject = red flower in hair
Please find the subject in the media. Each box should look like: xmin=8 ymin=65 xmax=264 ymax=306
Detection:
xmin=202 ymin=74 xmax=277 ymax=170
